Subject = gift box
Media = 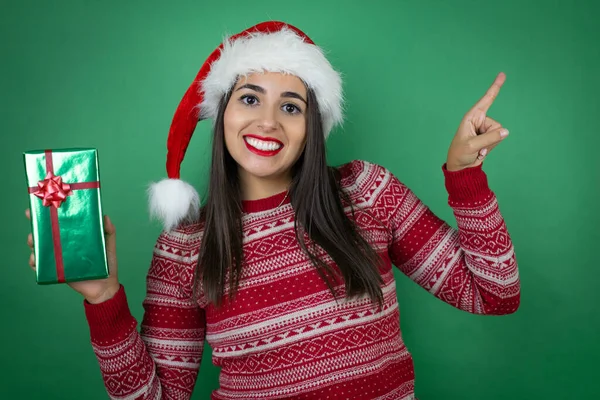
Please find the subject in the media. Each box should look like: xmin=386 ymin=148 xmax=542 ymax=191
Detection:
xmin=23 ymin=148 xmax=109 ymax=284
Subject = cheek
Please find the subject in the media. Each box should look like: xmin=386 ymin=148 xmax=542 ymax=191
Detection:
xmin=223 ymin=108 xmax=244 ymax=148
xmin=223 ymin=128 xmax=235 ymax=153
xmin=223 ymin=107 xmax=235 ymax=134
xmin=288 ymin=120 xmax=307 ymax=149
xmin=223 ymin=119 xmax=234 ymax=149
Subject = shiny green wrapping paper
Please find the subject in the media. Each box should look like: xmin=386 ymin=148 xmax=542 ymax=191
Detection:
xmin=23 ymin=148 xmax=108 ymax=284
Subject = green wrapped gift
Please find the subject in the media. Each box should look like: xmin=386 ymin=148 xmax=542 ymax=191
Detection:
xmin=23 ymin=148 xmax=109 ymax=284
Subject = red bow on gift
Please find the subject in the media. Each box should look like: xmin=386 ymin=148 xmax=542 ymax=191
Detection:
xmin=32 ymin=171 xmax=73 ymax=208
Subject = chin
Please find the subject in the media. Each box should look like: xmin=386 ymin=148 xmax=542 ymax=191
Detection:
xmin=237 ymin=156 xmax=291 ymax=180
xmin=226 ymin=135 xmax=304 ymax=183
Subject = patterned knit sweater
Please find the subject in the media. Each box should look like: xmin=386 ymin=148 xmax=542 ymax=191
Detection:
xmin=84 ymin=160 xmax=520 ymax=400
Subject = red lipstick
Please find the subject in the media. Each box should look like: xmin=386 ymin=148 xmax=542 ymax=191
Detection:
xmin=243 ymin=134 xmax=284 ymax=157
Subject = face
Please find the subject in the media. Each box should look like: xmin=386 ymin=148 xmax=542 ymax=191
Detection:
xmin=223 ymin=71 xmax=307 ymax=194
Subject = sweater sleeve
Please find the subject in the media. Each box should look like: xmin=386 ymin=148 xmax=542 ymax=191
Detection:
xmin=83 ymin=230 xmax=206 ymax=399
xmin=381 ymin=162 xmax=520 ymax=315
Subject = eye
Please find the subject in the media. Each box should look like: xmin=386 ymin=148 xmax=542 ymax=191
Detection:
xmin=282 ymin=103 xmax=302 ymax=114
xmin=240 ymin=94 xmax=259 ymax=106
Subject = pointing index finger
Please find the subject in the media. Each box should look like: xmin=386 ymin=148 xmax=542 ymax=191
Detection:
xmin=471 ymin=72 xmax=506 ymax=115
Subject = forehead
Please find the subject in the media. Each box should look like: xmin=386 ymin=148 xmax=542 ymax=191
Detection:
xmin=234 ymin=71 xmax=306 ymax=93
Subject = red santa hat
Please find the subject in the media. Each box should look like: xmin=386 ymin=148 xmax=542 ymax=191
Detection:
xmin=148 ymin=21 xmax=343 ymax=231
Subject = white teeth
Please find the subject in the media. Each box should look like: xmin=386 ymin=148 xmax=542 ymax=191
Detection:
xmin=245 ymin=137 xmax=282 ymax=151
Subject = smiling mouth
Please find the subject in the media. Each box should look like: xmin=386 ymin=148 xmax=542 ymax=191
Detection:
xmin=243 ymin=135 xmax=283 ymax=156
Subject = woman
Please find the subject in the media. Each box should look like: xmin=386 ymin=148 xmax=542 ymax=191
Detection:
xmin=25 ymin=21 xmax=520 ymax=399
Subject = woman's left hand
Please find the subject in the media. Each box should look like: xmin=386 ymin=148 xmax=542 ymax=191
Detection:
xmin=446 ymin=72 xmax=509 ymax=172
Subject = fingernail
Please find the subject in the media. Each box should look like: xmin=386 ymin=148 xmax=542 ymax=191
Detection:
xmin=500 ymin=129 xmax=509 ymax=137
xmin=478 ymin=150 xmax=487 ymax=160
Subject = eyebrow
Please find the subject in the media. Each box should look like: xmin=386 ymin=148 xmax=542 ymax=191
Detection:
xmin=236 ymin=83 xmax=307 ymax=104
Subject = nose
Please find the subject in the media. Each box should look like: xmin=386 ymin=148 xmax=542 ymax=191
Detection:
xmin=257 ymin=105 xmax=279 ymax=132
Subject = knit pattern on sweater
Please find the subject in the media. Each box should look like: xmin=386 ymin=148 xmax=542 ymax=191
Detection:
xmin=84 ymin=160 xmax=520 ymax=399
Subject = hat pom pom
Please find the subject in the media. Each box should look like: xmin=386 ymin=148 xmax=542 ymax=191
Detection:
xmin=148 ymin=178 xmax=200 ymax=231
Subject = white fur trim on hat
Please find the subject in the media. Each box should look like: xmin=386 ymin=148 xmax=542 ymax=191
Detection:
xmin=148 ymin=178 xmax=200 ymax=231
xmin=199 ymin=27 xmax=343 ymax=136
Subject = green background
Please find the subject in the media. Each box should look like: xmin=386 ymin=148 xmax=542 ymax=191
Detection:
xmin=1 ymin=0 xmax=598 ymax=399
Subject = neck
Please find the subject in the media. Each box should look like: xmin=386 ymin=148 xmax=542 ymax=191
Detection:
xmin=239 ymin=169 xmax=292 ymax=200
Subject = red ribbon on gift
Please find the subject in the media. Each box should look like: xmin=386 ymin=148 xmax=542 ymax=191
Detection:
xmin=32 ymin=171 xmax=73 ymax=208
xmin=28 ymin=150 xmax=100 ymax=283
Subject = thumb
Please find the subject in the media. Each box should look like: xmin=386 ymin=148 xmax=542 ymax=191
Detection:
xmin=103 ymin=215 xmax=117 ymax=255
xmin=470 ymin=127 xmax=509 ymax=152
xmin=104 ymin=215 xmax=116 ymax=237
xmin=103 ymin=215 xmax=118 ymax=273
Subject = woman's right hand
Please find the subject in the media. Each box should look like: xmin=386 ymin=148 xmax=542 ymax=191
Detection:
xmin=26 ymin=209 xmax=121 ymax=304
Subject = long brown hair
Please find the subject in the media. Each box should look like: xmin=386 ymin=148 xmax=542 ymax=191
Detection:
xmin=195 ymin=81 xmax=384 ymax=309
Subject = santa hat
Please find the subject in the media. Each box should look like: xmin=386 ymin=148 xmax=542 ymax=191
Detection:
xmin=148 ymin=21 xmax=343 ymax=231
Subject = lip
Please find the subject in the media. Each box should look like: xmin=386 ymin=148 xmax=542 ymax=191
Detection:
xmin=243 ymin=134 xmax=284 ymax=146
xmin=243 ymin=134 xmax=284 ymax=157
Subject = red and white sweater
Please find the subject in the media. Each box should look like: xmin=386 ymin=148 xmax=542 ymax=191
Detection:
xmin=84 ymin=160 xmax=520 ymax=399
